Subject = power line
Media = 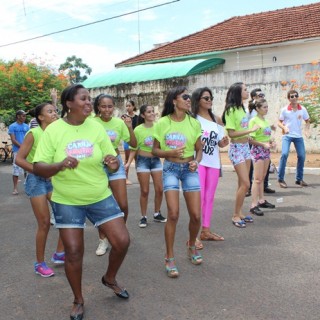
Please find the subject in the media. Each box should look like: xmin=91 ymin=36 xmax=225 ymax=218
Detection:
xmin=0 ymin=0 xmax=180 ymax=48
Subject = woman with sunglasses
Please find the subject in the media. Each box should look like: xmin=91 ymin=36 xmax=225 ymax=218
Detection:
xmin=191 ymin=87 xmax=229 ymax=243
xmin=152 ymin=86 xmax=203 ymax=278
xmin=222 ymin=82 xmax=260 ymax=228
xmin=277 ymin=89 xmax=310 ymax=188
xmin=93 ymin=94 xmax=137 ymax=256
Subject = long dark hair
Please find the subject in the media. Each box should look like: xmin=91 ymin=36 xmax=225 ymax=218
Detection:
xmin=191 ymin=87 xmax=216 ymax=122
xmin=222 ymin=82 xmax=245 ymax=124
xmin=138 ymin=104 xmax=149 ymax=125
xmin=34 ymin=102 xmax=52 ymax=125
xmin=61 ymin=84 xmax=85 ymax=118
xmin=248 ymin=88 xmax=262 ymax=114
xmin=93 ymin=93 xmax=114 ymax=115
xmin=162 ymin=86 xmax=188 ymax=117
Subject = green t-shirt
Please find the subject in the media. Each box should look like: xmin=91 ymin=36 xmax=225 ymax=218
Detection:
xmin=131 ymin=124 xmax=154 ymax=152
xmin=153 ymin=115 xmax=201 ymax=158
xmin=224 ymin=107 xmax=249 ymax=140
xmin=249 ymin=116 xmax=272 ymax=142
xmin=93 ymin=116 xmax=130 ymax=150
xmin=33 ymin=118 xmax=116 ymax=205
xmin=26 ymin=126 xmax=44 ymax=163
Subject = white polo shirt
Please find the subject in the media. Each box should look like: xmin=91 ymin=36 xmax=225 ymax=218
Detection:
xmin=279 ymin=104 xmax=309 ymax=138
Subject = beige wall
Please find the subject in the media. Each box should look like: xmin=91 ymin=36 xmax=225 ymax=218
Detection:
xmin=89 ymin=61 xmax=319 ymax=152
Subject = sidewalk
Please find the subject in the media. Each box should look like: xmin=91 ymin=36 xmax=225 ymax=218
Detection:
xmin=0 ymin=162 xmax=319 ymax=319
xmin=220 ymin=151 xmax=320 ymax=175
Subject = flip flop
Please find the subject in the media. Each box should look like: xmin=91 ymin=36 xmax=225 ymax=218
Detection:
xmin=241 ymin=215 xmax=254 ymax=223
xmin=12 ymin=191 xmax=19 ymax=195
xmin=186 ymin=238 xmax=203 ymax=250
xmin=232 ymin=220 xmax=246 ymax=228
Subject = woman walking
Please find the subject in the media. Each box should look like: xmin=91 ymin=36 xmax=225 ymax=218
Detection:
xmin=125 ymin=104 xmax=166 ymax=228
xmin=33 ymin=84 xmax=130 ymax=320
xmin=152 ymin=86 xmax=203 ymax=278
xmin=222 ymin=82 xmax=260 ymax=228
xmin=122 ymin=100 xmax=139 ymax=185
xmin=93 ymin=94 xmax=137 ymax=256
xmin=16 ymin=102 xmax=65 ymax=277
xmin=191 ymin=87 xmax=229 ymax=242
xmin=249 ymin=99 xmax=276 ymax=216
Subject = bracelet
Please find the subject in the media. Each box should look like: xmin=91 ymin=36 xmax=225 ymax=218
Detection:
xmin=194 ymin=160 xmax=199 ymax=166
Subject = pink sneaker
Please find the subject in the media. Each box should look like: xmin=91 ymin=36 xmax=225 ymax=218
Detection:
xmin=34 ymin=262 xmax=54 ymax=277
xmin=51 ymin=252 xmax=65 ymax=264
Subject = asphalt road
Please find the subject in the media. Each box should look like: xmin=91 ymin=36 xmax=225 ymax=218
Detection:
xmin=0 ymin=162 xmax=319 ymax=320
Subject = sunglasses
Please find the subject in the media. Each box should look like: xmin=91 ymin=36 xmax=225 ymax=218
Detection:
xmin=290 ymin=94 xmax=299 ymax=99
xmin=201 ymin=96 xmax=213 ymax=101
xmin=257 ymin=93 xmax=265 ymax=98
xmin=181 ymin=94 xmax=191 ymax=101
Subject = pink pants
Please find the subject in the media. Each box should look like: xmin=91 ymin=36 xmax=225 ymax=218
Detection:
xmin=198 ymin=165 xmax=220 ymax=228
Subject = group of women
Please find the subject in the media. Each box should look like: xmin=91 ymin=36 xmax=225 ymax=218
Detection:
xmin=16 ymin=81 xmax=275 ymax=319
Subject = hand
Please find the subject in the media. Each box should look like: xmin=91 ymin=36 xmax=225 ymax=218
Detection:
xmin=121 ymin=115 xmax=132 ymax=128
xmin=171 ymin=146 xmax=185 ymax=159
xmin=251 ymin=124 xmax=260 ymax=132
xmin=188 ymin=160 xmax=198 ymax=172
xmin=218 ymin=136 xmax=229 ymax=148
xmin=50 ymin=88 xmax=58 ymax=105
xmin=103 ymin=155 xmax=119 ymax=172
xmin=282 ymin=126 xmax=289 ymax=134
xmin=61 ymin=157 xmax=79 ymax=171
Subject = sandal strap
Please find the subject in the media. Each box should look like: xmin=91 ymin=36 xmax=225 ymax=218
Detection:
xmin=73 ymin=301 xmax=84 ymax=306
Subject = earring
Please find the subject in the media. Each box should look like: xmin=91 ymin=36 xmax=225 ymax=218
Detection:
xmin=68 ymin=108 xmax=71 ymax=113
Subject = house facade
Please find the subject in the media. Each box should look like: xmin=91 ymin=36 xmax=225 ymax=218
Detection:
xmin=84 ymin=3 xmax=320 ymax=152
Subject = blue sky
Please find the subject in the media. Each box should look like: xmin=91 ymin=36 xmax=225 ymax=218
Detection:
xmin=0 ymin=0 xmax=318 ymax=75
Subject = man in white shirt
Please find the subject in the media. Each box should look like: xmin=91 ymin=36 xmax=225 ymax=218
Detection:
xmin=277 ymin=90 xmax=310 ymax=188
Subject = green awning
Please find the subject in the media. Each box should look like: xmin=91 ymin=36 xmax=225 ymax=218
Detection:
xmin=82 ymin=58 xmax=225 ymax=89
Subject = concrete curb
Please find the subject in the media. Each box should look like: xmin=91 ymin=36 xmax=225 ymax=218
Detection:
xmin=222 ymin=165 xmax=320 ymax=175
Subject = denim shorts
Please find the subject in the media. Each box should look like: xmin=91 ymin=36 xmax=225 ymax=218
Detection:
xmin=136 ymin=155 xmax=162 ymax=173
xmin=12 ymin=152 xmax=24 ymax=176
xmin=162 ymin=160 xmax=200 ymax=192
xmin=228 ymin=142 xmax=251 ymax=166
xmin=24 ymin=173 xmax=53 ymax=198
xmin=250 ymin=145 xmax=270 ymax=163
xmin=104 ymin=154 xmax=126 ymax=181
xmin=123 ymin=141 xmax=130 ymax=151
xmin=52 ymin=195 xmax=124 ymax=229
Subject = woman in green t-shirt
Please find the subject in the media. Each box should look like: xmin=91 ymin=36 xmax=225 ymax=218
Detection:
xmin=16 ymin=102 xmax=64 ymax=278
xmin=249 ymin=99 xmax=276 ymax=215
xmin=222 ymin=82 xmax=260 ymax=228
xmin=33 ymin=84 xmax=130 ymax=320
xmin=152 ymin=86 xmax=203 ymax=278
xmin=125 ymin=104 xmax=166 ymax=228
xmin=93 ymin=94 xmax=137 ymax=257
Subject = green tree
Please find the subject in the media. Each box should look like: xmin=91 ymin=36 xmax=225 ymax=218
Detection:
xmin=59 ymin=55 xmax=92 ymax=84
xmin=0 ymin=59 xmax=69 ymax=126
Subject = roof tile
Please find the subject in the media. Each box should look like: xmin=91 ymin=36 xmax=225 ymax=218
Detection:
xmin=116 ymin=3 xmax=320 ymax=67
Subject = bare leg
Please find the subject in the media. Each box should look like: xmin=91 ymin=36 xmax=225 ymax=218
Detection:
xmin=110 ymin=179 xmax=128 ymax=222
xmin=137 ymin=172 xmax=151 ymax=216
xmin=151 ymin=171 xmax=163 ymax=213
xmin=59 ymin=228 xmax=85 ymax=314
xmin=184 ymin=191 xmax=201 ymax=247
xmin=233 ymin=160 xmax=251 ymax=221
xmin=30 ymin=195 xmax=51 ymax=262
xmin=164 ymin=190 xmax=180 ymax=258
xmin=12 ymin=175 xmax=19 ymax=193
xmin=100 ymin=217 xmax=130 ymax=285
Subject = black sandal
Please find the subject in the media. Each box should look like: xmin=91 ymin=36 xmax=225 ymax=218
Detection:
xmin=70 ymin=301 xmax=84 ymax=320
xmin=101 ymin=276 xmax=129 ymax=299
